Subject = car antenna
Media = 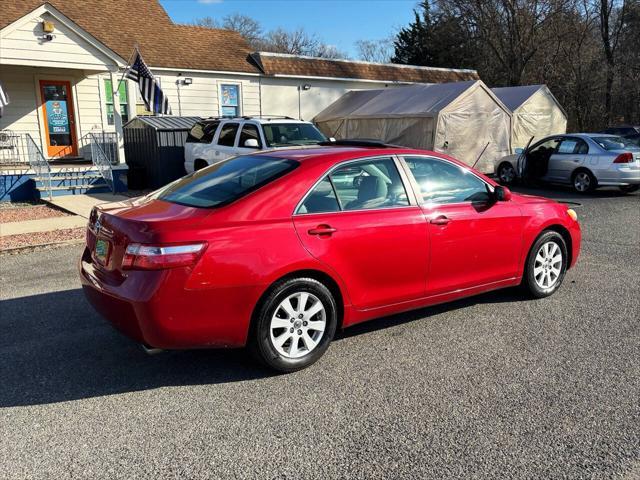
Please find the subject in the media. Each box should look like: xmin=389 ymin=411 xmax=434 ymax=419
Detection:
xmin=472 ymin=142 xmax=490 ymax=170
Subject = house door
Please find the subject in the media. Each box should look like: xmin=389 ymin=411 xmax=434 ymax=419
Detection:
xmin=39 ymin=80 xmax=78 ymax=158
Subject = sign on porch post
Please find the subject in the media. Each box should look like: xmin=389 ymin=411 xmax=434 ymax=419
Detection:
xmin=109 ymin=70 xmax=125 ymax=164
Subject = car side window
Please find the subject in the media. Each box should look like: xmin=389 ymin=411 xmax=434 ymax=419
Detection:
xmin=403 ymin=156 xmax=491 ymax=204
xmin=186 ymin=121 xmax=219 ymax=143
xmin=330 ymin=158 xmax=409 ymax=211
xmin=239 ymin=124 xmax=262 ymax=148
xmin=557 ymin=139 xmax=579 ymax=154
xmin=217 ymin=123 xmax=239 ymax=147
xmin=297 ymin=158 xmax=409 ymax=214
xmin=529 ymin=138 xmax=561 ymax=155
xmin=557 ymin=138 xmax=589 ymax=155
xmin=298 ymin=178 xmax=340 ymax=214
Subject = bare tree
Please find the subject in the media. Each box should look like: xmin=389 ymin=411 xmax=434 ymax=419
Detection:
xmin=221 ymin=13 xmax=263 ymax=45
xmin=192 ymin=16 xmax=219 ymax=28
xmin=594 ymin=0 xmax=629 ymax=123
xmin=259 ymin=27 xmax=347 ymax=58
xmin=355 ymin=38 xmax=395 ymax=63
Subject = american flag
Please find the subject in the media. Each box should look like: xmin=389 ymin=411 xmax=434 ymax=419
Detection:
xmin=0 ymin=81 xmax=9 ymax=109
xmin=125 ymin=50 xmax=172 ymax=115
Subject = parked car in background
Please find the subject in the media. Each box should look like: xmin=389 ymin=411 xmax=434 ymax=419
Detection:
xmin=494 ymin=133 xmax=640 ymax=193
xmin=80 ymin=142 xmax=581 ymax=372
xmin=184 ymin=116 xmax=327 ymax=173
xmin=600 ymin=125 xmax=640 ymax=147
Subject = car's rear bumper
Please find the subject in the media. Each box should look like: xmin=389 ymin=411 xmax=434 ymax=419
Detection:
xmin=596 ymin=165 xmax=640 ymax=186
xmin=79 ymin=247 xmax=263 ymax=349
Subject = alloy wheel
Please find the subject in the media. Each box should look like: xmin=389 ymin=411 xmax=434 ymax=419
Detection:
xmin=574 ymin=172 xmax=591 ymax=192
xmin=533 ymin=241 xmax=563 ymax=289
xmin=499 ymin=164 xmax=516 ymax=184
xmin=269 ymin=292 xmax=326 ymax=359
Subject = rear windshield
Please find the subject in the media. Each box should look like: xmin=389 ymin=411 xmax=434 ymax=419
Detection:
xmin=263 ymin=123 xmax=326 ymax=147
xmin=154 ymin=155 xmax=298 ymax=208
xmin=590 ymin=136 xmax=638 ymax=151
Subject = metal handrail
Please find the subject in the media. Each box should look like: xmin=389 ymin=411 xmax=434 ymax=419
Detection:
xmin=24 ymin=134 xmax=52 ymax=200
xmin=89 ymin=132 xmax=115 ymax=193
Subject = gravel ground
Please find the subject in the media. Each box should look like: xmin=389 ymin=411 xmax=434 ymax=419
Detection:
xmin=0 ymin=203 xmax=68 ymax=223
xmin=0 ymin=186 xmax=638 ymax=479
xmin=0 ymin=227 xmax=85 ymax=251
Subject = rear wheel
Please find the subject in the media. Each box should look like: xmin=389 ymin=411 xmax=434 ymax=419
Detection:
xmin=619 ymin=185 xmax=639 ymax=194
xmin=572 ymin=169 xmax=596 ymax=193
xmin=522 ymin=231 xmax=568 ymax=298
xmin=497 ymin=162 xmax=517 ymax=185
xmin=250 ymin=277 xmax=337 ymax=372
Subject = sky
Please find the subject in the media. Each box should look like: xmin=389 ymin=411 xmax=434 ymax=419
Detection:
xmin=159 ymin=0 xmax=418 ymax=58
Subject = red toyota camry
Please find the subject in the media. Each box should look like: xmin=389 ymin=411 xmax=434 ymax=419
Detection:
xmin=80 ymin=143 xmax=581 ymax=372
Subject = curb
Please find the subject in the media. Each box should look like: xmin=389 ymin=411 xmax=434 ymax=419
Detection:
xmin=0 ymin=238 xmax=85 ymax=256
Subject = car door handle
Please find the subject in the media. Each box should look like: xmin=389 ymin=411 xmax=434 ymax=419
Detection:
xmin=430 ymin=215 xmax=451 ymax=225
xmin=308 ymin=225 xmax=337 ymax=236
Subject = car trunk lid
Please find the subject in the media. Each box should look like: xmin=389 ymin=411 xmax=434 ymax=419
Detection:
xmin=87 ymin=196 xmax=211 ymax=275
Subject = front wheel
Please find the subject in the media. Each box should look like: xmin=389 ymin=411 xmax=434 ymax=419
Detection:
xmin=250 ymin=277 xmax=337 ymax=372
xmin=497 ymin=162 xmax=517 ymax=185
xmin=619 ymin=185 xmax=639 ymax=194
xmin=522 ymin=231 xmax=568 ymax=298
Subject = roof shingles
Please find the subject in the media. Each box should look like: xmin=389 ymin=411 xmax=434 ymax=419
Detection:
xmin=1 ymin=0 xmax=480 ymax=82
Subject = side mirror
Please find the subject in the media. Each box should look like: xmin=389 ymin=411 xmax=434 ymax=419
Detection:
xmin=515 ymin=147 xmax=524 ymax=155
xmin=494 ymin=185 xmax=512 ymax=202
xmin=244 ymin=138 xmax=260 ymax=149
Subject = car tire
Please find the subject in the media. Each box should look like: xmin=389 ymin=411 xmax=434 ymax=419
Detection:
xmin=522 ymin=231 xmax=568 ymax=299
xmin=572 ymin=169 xmax=597 ymax=194
xmin=250 ymin=277 xmax=337 ymax=372
xmin=619 ymin=185 xmax=639 ymax=194
xmin=497 ymin=162 xmax=517 ymax=185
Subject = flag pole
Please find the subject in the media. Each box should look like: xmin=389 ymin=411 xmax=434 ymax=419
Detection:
xmin=115 ymin=45 xmax=139 ymax=93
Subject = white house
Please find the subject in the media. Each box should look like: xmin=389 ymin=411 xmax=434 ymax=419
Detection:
xmin=0 ymin=0 xmax=478 ymax=172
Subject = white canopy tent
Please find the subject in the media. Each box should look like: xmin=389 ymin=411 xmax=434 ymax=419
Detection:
xmin=314 ymin=80 xmax=512 ymax=173
xmin=492 ymin=85 xmax=567 ymax=152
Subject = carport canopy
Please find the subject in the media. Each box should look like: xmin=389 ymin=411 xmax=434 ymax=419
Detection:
xmin=314 ymin=80 xmax=512 ymax=173
xmin=492 ymin=84 xmax=568 ymax=151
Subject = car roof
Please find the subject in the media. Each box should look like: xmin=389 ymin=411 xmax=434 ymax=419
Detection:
xmin=256 ymin=145 xmax=450 ymax=168
xmin=199 ymin=116 xmax=313 ymax=125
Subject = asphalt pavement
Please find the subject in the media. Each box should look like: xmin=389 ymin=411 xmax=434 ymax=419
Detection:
xmin=1 ymin=185 xmax=638 ymax=479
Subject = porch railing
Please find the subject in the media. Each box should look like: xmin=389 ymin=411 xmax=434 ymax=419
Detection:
xmin=89 ymin=132 xmax=115 ymax=193
xmin=0 ymin=131 xmax=52 ymax=200
xmin=79 ymin=131 xmax=119 ymax=166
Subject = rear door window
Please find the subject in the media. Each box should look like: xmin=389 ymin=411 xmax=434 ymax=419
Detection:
xmin=155 ymin=155 xmax=298 ymax=208
xmin=217 ymin=123 xmax=239 ymax=147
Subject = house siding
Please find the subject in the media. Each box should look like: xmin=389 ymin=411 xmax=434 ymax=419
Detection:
xmin=259 ymin=77 xmax=403 ymax=121
xmin=0 ymin=66 xmax=108 ymax=157
xmin=0 ymin=11 xmax=116 ymax=70
xmin=153 ymin=71 xmax=261 ymax=117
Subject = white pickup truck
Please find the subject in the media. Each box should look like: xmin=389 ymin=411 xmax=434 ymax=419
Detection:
xmin=184 ymin=116 xmax=327 ymax=173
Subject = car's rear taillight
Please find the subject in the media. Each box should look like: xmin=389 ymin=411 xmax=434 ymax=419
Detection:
xmin=613 ymin=152 xmax=633 ymax=163
xmin=122 ymin=242 xmax=207 ymax=270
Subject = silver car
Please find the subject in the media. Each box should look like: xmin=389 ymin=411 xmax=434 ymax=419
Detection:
xmin=495 ymin=133 xmax=640 ymax=193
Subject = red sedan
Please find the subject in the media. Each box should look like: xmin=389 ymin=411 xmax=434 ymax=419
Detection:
xmin=80 ymin=143 xmax=581 ymax=372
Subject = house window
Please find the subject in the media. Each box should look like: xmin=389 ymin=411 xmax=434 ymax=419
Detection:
xmin=104 ymin=79 xmax=129 ymax=125
xmin=220 ymin=84 xmax=240 ymax=116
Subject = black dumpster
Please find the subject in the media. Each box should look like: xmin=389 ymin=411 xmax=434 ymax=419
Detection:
xmin=123 ymin=116 xmax=201 ymax=189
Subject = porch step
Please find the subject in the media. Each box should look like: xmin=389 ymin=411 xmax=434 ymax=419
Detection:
xmin=34 ymin=174 xmax=102 ymax=181
xmin=49 ymin=184 xmax=108 ymax=191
